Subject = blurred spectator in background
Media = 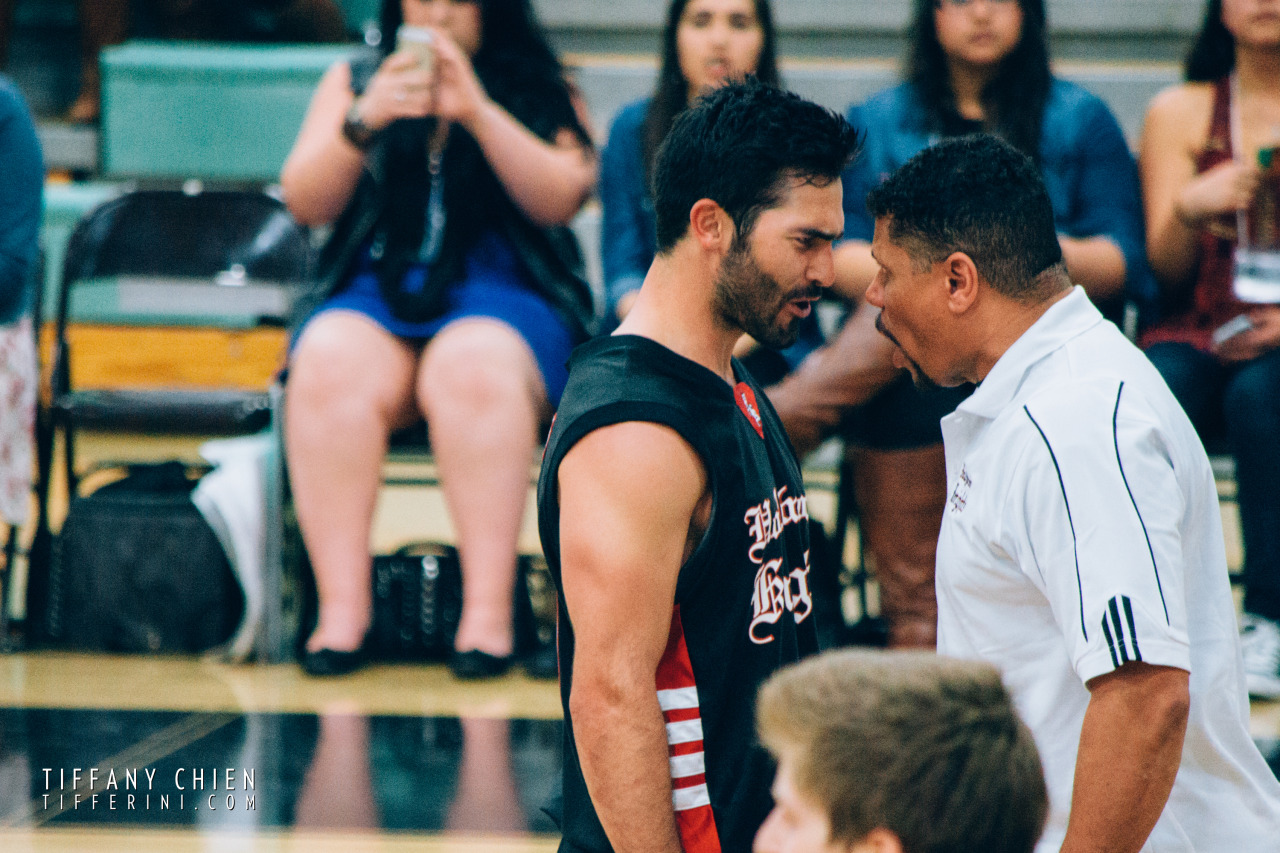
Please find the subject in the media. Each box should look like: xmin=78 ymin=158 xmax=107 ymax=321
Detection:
xmin=768 ymin=0 xmax=1153 ymax=649
xmin=0 ymin=74 xmax=40 ymax=543
xmin=1138 ymin=0 xmax=1280 ymax=699
xmin=53 ymin=0 xmax=349 ymax=123
xmin=600 ymin=0 xmax=822 ymax=385
xmin=754 ymin=650 xmax=1048 ymax=853
xmin=281 ymin=0 xmax=595 ymax=679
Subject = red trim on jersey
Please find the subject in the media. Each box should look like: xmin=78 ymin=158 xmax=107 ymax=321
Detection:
xmin=656 ymin=606 xmax=722 ymax=853
xmin=664 ymin=706 xmax=701 ymax=724
xmin=673 ymin=772 xmax=708 ymax=789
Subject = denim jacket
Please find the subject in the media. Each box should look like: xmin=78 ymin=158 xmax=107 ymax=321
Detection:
xmin=844 ymin=80 xmax=1157 ymax=326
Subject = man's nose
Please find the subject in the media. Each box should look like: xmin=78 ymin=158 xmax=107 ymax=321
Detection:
xmin=865 ymin=272 xmax=885 ymax=308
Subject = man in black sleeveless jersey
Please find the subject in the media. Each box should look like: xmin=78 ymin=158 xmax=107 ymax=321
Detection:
xmin=536 ymin=79 xmax=861 ymax=853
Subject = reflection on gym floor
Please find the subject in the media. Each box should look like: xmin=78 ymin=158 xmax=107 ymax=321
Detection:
xmin=0 ymin=652 xmax=1278 ymax=851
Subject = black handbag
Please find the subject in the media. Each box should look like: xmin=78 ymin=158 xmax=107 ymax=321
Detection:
xmin=365 ymin=543 xmax=545 ymax=661
xmin=40 ymin=462 xmax=243 ymax=653
xmin=367 ymin=542 xmax=463 ymax=660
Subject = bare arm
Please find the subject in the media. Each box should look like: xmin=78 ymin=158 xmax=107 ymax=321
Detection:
xmin=281 ymin=32 xmax=595 ymax=228
xmin=559 ymin=421 xmax=709 ymax=853
xmin=432 ymin=32 xmax=595 ymax=226
xmin=1060 ymin=662 xmax=1190 ymax=853
xmin=1140 ymin=84 xmax=1260 ymax=297
xmin=832 ymin=239 xmax=878 ymax=302
xmin=1059 ymin=236 xmax=1126 ymax=303
xmin=279 ymin=61 xmax=370 ymax=226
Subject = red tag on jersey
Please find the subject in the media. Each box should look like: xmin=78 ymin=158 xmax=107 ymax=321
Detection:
xmin=734 ymin=382 xmax=764 ymax=439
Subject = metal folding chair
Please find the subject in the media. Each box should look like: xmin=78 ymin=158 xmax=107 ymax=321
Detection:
xmin=27 ymin=186 xmax=313 ymax=657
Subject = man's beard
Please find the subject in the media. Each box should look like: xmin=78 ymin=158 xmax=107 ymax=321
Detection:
xmin=712 ymin=239 xmax=816 ymax=350
xmin=874 ymin=312 xmax=942 ymax=392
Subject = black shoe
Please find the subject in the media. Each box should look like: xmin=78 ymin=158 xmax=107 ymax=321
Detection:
xmin=301 ymin=646 xmax=367 ymax=677
xmin=449 ymin=649 xmax=513 ymax=680
xmin=523 ymin=644 xmax=559 ymax=680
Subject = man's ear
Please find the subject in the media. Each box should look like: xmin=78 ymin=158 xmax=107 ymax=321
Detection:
xmin=847 ymin=827 xmax=905 ymax=853
xmin=689 ymin=198 xmax=734 ymax=253
xmin=942 ymin=251 xmax=980 ymax=315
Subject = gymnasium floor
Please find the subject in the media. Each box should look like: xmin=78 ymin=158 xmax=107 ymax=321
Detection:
xmin=1 ymin=437 xmax=1278 ymax=852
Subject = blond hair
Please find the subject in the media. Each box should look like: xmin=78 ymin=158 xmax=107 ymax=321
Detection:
xmin=757 ymin=650 xmax=1047 ymax=853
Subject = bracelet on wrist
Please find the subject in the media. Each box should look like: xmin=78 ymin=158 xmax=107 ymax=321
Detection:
xmin=341 ymin=101 xmax=379 ymax=151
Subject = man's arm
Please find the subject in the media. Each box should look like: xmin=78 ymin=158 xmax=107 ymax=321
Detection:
xmin=1060 ymin=661 xmax=1190 ymax=853
xmin=558 ymin=420 xmax=709 ymax=853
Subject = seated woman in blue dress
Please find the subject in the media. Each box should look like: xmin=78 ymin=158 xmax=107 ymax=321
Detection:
xmin=280 ymin=0 xmax=596 ymax=678
xmin=769 ymin=0 xmax=1154 ymax=648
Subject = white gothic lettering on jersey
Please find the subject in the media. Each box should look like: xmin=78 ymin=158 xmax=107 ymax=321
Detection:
xmin=749 ymin=549 xmax=813 ymax=644
xmin=743 ymin=486 xmax=809 ymax=565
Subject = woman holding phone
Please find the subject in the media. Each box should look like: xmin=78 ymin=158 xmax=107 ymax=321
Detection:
xmin=1139 ymin=0 xmax=1280 ymax=698
xmin=280 ymin=0 xmax=595 ymax=678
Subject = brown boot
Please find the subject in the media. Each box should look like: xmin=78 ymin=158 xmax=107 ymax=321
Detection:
xmin=850 ymin=443 xmax=946 ymax=649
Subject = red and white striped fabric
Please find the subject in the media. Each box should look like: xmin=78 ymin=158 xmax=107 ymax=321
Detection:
xmin=657 ymin=607 xmax=722 ymax=853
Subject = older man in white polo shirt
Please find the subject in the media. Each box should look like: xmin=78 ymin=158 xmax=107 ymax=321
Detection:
xmin=863 ymin=134 xmax=1280 ymax=853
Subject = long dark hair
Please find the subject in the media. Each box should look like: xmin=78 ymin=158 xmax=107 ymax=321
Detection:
xmin=641 ymin=0 xmax=780 ymax=182
xmin=905 ymin=0 xmax=1052 ymax=161
xmin=1185 ymin=0 xmax=1236 ymax=82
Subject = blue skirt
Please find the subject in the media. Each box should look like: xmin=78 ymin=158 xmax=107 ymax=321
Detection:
xmin=305 ymin=232 xmax=576 ymax=406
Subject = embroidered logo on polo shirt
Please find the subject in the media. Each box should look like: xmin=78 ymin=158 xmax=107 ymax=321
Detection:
xmin=734 ymin=382 xmax=764 ymax=439
xmin=948 ymin=465 xmax=972 ymax=514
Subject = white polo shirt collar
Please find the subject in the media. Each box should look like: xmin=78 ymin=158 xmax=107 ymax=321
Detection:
xmin=957 ymin=286 xmax=1104 ymax=420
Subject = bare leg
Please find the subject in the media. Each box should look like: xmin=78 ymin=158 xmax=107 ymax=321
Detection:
xmin=287 ymin=312 xmax=419 ymax=653
xmin=295 ymin=708 xmax=377 ymax=828
xmin=851 ymin=443 xmax=946 ymax=649
xmin=419 ymin=320 xmax=545 ymax=658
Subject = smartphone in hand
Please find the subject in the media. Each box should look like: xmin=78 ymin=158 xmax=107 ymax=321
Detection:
xmin=396 ymin=25 xmax=434 ymax=74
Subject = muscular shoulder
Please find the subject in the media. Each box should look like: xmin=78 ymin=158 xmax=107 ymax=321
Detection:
xmin=564 ymin=421 xmax=705 ymax=486
xmin=558 ymin=421 xmax=709 ymax=554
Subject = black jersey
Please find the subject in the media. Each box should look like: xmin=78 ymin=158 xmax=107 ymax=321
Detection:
xmin=537 ymin=334 xmax=819 ymax=853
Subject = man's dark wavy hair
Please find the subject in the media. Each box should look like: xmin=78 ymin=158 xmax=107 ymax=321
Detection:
xmin=652 ymin=78 xmax=862 ymax=252
xmin=907 ymin=0 xmax=1052 ymax=162
xmin=1184 ymin=0 xmax=1235 ymax=82
xmin=866 ymin=134 xmax=1064 ymax=299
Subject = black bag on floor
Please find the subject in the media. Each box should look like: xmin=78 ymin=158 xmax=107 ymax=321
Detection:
xmin=368 ymin=542 xmax=463 ymax=660
xmin=365 ymin=543 xmax=543 ymax=661
xmin=41 ymin=462 xmax=243 ymax=652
